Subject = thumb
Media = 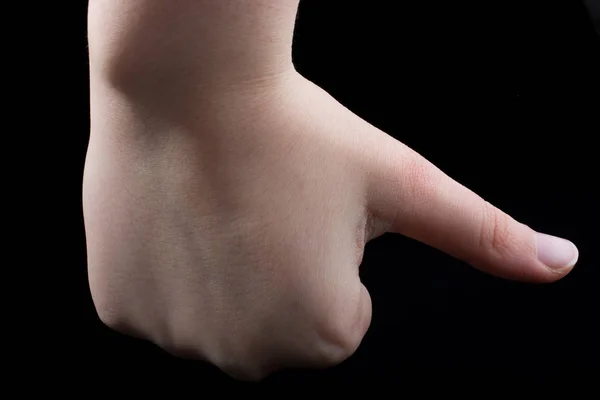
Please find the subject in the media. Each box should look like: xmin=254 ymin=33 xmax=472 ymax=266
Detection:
xmin=366 ymin=134 xmax=578 ymax=283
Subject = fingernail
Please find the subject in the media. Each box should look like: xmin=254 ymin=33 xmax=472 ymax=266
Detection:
xmin=535 ymin=233 xmax=579 ymax=270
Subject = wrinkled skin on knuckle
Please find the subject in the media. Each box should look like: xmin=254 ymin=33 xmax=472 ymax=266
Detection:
xmin=404 ymin=156 xmax=438 ymax=202
xmin=479 ymin=201 xmax=514 ymax=258
xmin=378 ymin=152 xmax=442 ymax=230
xmin=473 ymin=202 xmax=544 ymax=281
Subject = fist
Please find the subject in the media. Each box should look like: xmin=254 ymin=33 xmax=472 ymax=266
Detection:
xmin=83 ymin=70 xmax=577 ymax=381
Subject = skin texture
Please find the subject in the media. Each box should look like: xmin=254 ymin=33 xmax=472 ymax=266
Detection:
xmin=84 ymin=0 xmax=578 ymax=381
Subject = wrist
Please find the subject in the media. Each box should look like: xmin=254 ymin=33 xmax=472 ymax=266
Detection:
xmin=88 ymin=0 xmax=299 ymax=94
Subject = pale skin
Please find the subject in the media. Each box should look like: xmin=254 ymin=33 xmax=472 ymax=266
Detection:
xmin=84 ymin=0 xmax=579 ymax=381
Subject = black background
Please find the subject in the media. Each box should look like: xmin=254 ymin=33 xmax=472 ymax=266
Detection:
xmin=52 ymin=0 xmax=599 ymax=387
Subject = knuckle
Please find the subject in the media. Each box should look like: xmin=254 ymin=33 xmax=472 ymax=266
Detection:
xmin=210 ymin=336 xmax=273 ymax=381
xmin=401 ymin=156 xmax=441 ymax=216
xmin=312 ymin=310 xmax=365 ymax=366
xmin=160 ymin=337 xmax=205 ymax=360
xmin=91 ymin=284 xmax=144 ymax=338
xmin=92 ymin=292 xmax=129 ymax=333
xmin=314 ymin=339 xmax=358 ymax=367
xmin=405 ymin=157 xmax=437 ymax=197
xmin=95 ymin=305 xmax=123 ymax=331
xmin=479 ymin=201 xmax=512 ymax=255
xmin=89 ymin=272 xmax=128 ymax=332
xmin=214 ymin=345 xmax=272 ymax=381
xmin=218 ymin=360 xmax=270 ymax=382
xmin=95 ymin=302 xmax=150 ymax=342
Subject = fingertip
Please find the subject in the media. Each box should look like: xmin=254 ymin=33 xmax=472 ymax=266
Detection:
xmin=535 ymin=233 xmax=579 ymax=276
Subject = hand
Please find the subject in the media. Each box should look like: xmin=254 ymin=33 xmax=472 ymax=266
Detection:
xmin=84 ymin=67 xmax=578 ymax=381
